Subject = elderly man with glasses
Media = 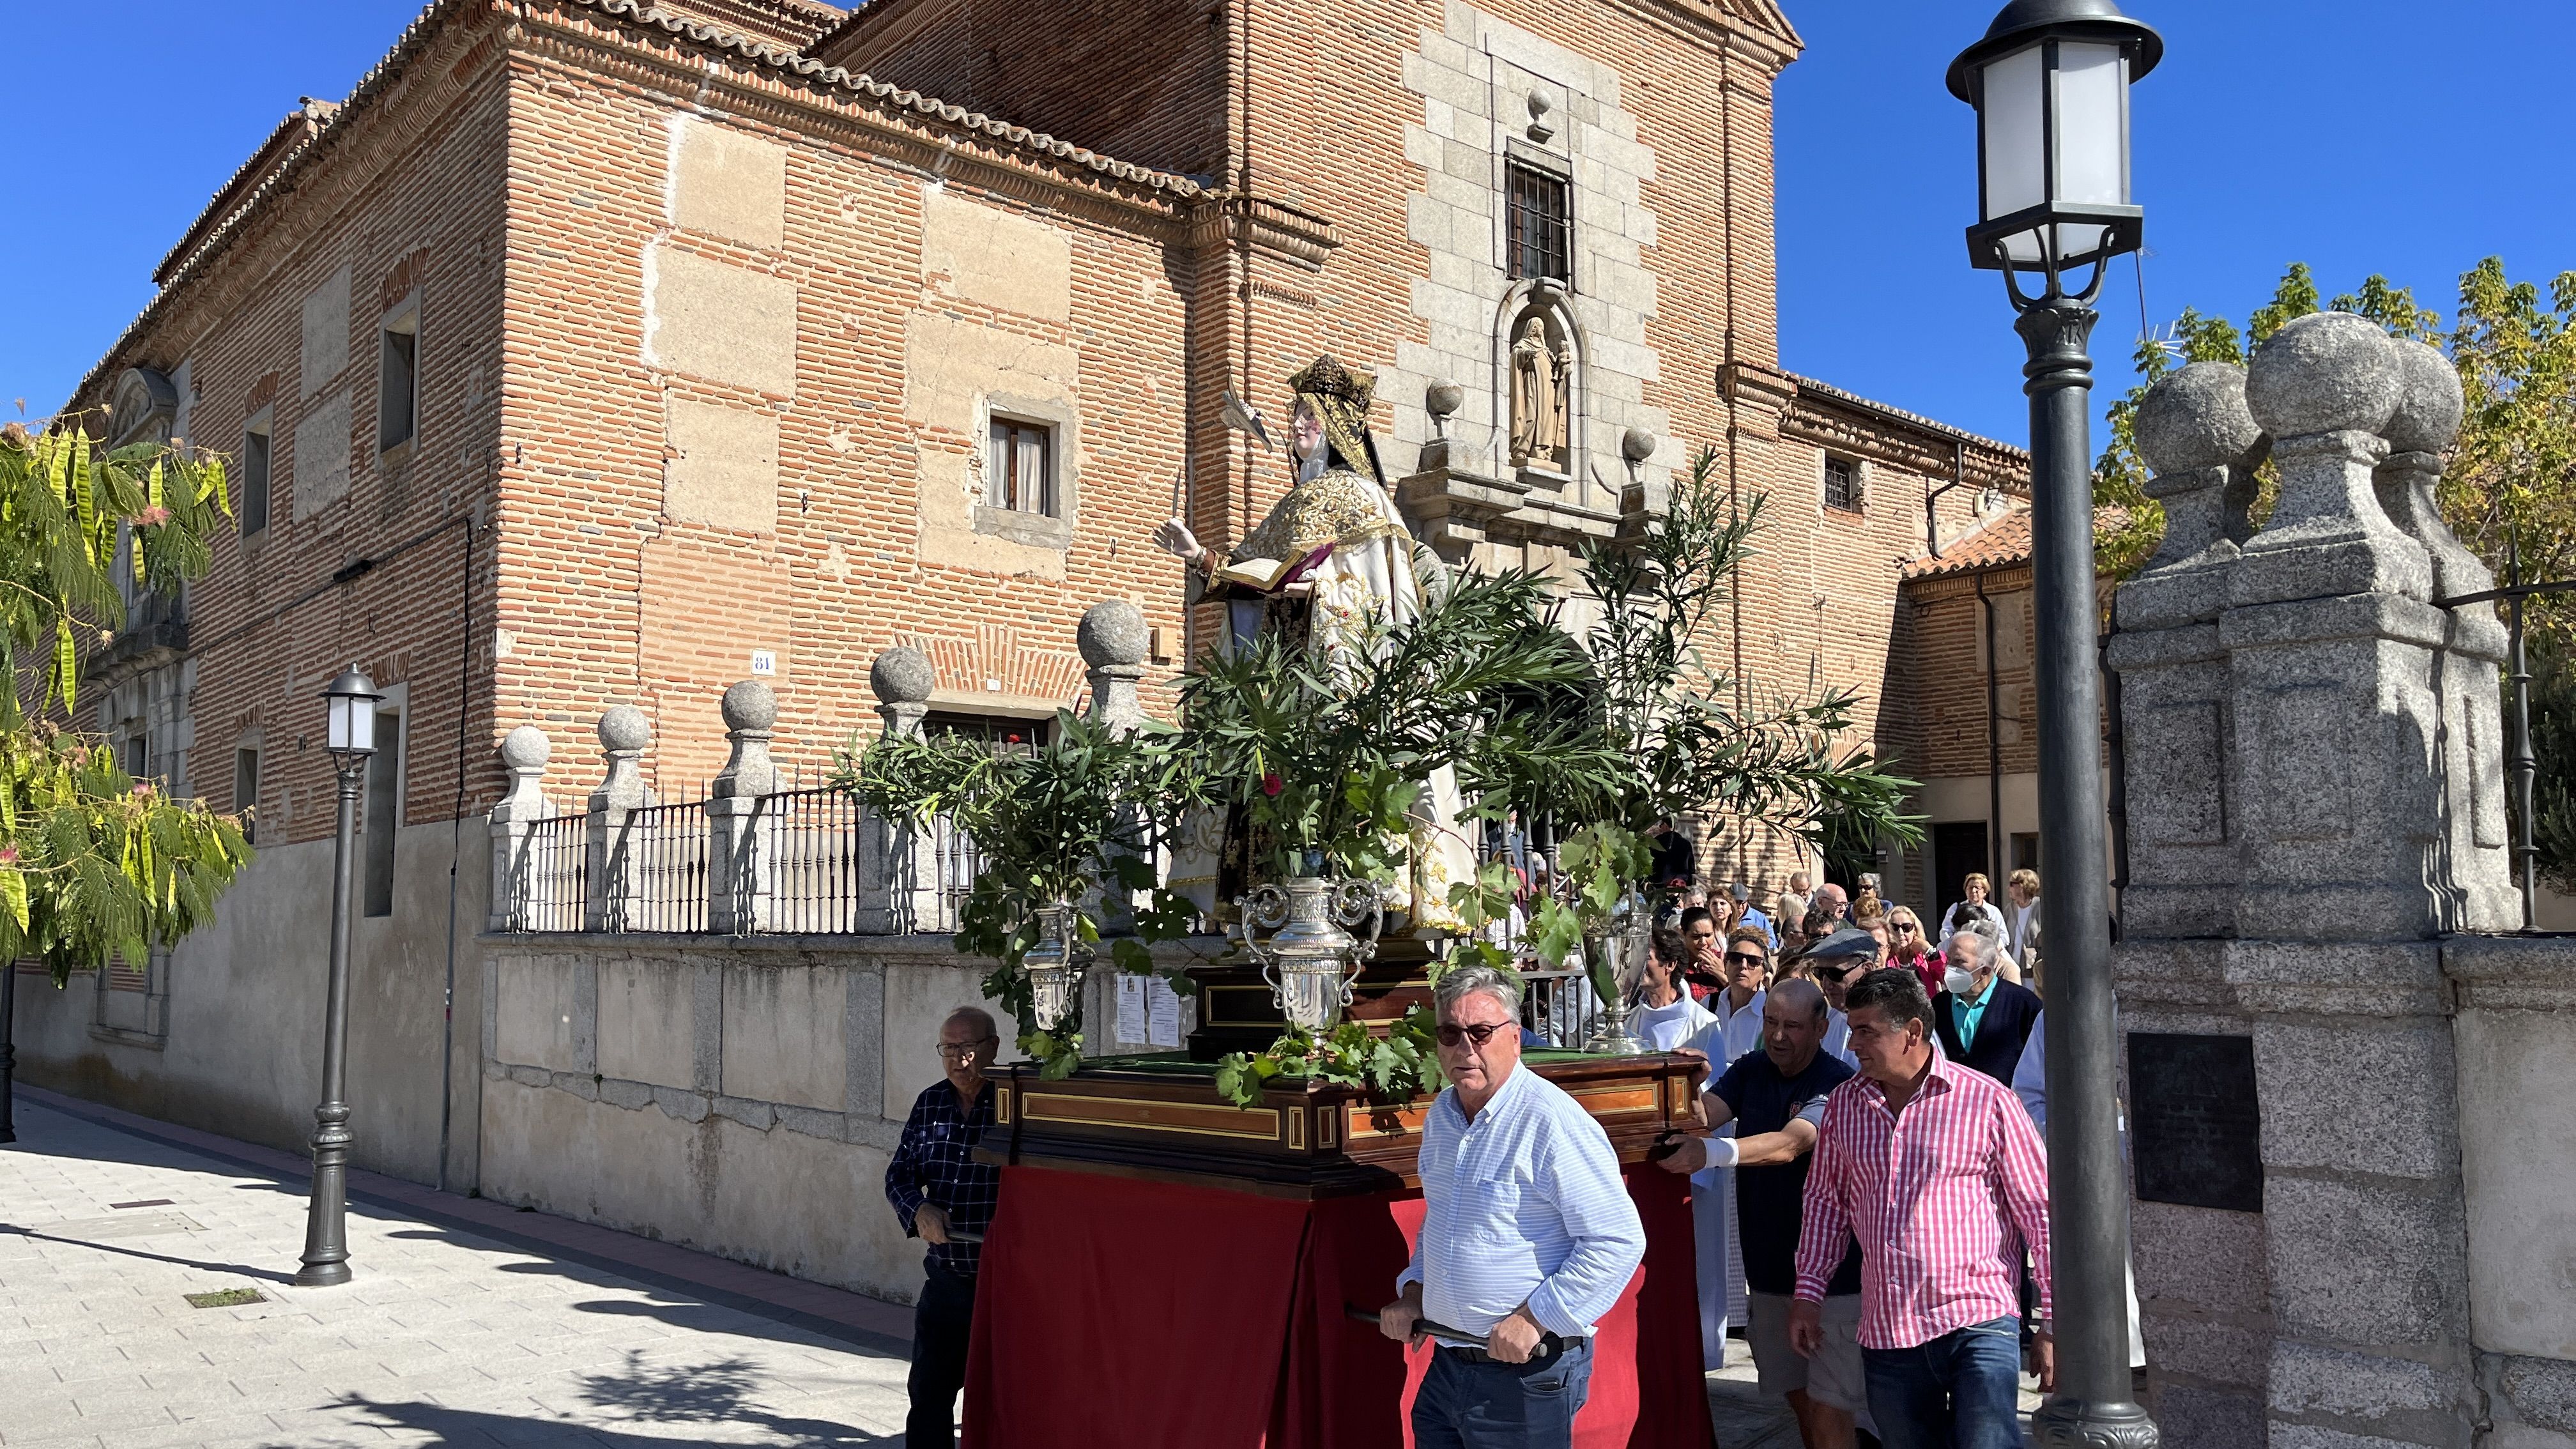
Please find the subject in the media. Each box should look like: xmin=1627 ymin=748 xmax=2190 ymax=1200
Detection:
xmin=1379 ymin=966 xmax=1645 ymax=1449
xmin=884 ymin=1005 xmax=1003 ymax=1446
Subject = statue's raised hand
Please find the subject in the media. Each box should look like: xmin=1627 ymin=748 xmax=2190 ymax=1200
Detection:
xmin=1153 ymin=518 xmax=1204 ymax=562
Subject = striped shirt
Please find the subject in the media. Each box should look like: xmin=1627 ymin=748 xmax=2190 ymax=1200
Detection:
xmin=1397 ymin=1063 xmax=1646 ymax=1341
xmin=1794 ymin=1049 xmax=2053 ymax=1350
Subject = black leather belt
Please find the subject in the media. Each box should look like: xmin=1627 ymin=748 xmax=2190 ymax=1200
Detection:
xmin=1438 ymin=1333 xmax=1582 ymax=1365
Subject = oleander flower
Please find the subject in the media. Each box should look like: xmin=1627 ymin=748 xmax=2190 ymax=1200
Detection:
xmin=1261 ymin=772 xmax=1284 ymax=797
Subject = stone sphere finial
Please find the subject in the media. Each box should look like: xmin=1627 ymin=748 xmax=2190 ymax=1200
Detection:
xmin=1621 ymin=427 xmax=1659 ymax=464
xmin=721 ymin=680 xmax=778 ymax=733
xmin=499 ymin=724 xmax=551 ymax=770
xmin=1425 ymin=380 xmax=1464 ymax=420
xmin=1077 ymin=599 xmax=1150 ymax=668
xmin=2382 ymin=339 xmax=2464 ymax=456
xmin=870 ymin=645 xmax=934 ymax=705
xmin=2134 ymin=362 xmax=2261 ymax=475
xmin=2245 ymin=312 xmax=2404 ymax=440
xmin=597 ymin=704 xmax=650 ymax=753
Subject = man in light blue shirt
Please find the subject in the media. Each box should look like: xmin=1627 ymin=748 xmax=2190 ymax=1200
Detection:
xmin=1379 ymin=965 xmax=1646 ymax=1448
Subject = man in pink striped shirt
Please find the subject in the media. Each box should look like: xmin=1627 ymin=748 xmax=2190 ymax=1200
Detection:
xmin=1789 ymin=968 xmax=2054 ymax=1449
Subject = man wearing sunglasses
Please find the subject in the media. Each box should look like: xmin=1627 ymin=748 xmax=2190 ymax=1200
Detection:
xmin=1797 ymin=927 xmax=1880 ymax=1071
xmin=1381 ymin=966 xmax=1645 ymax=1448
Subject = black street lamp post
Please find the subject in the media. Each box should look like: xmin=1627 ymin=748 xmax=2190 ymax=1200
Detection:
xmin=1 ymin=956 xmax=15 ymax=1144
xmin=1948 ymin=3 xmax=2162 ymax=1446
xmin=295 ymin=664 xmax=381 ymax=1289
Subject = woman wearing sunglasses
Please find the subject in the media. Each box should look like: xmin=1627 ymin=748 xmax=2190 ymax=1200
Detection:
xmin=1883 ymin=906 xmax=1945 ymax=997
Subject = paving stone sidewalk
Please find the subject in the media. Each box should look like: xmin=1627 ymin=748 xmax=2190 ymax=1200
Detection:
xmin=0 ymin=1089 xmax=914 ymax=1448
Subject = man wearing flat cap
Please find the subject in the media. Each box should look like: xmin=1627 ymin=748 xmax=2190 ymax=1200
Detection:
xmin=1797 ymin=927 xmax=1882 ymax=1071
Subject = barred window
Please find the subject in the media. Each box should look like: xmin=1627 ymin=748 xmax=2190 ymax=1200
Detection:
xmin=1505 ymin=162 xmax=1570 ymax=283
xmin=1823 ymin=456 xmax=1862 ymax=513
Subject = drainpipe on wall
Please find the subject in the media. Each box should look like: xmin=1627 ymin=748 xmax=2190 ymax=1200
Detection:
xmin=1979 ymin=574 xmax=2005 ymax=890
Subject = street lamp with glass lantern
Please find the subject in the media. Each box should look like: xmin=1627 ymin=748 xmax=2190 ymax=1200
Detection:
xmin=1947 ymin=3 xmax=2163 ymax=1446
xmin=295 ymin=664 xmax=379 ymax=1288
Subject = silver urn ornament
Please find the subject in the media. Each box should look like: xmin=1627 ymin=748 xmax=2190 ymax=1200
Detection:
xmin=1582 ymin=887 xmax=1653 ymax=1055
xmin=1021 ymin=901 xmax=1092 ymax=1032
xmin=1237 ymin=862 xmax=1384 ymax=1034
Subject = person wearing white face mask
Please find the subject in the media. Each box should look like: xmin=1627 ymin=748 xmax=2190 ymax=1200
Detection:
xmin=1928 ymin=930 xmax=2042 ymax=1087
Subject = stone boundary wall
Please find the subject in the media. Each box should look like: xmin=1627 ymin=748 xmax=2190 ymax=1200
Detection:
xmin=477 ymin=931 xmax=1213 ymax=1305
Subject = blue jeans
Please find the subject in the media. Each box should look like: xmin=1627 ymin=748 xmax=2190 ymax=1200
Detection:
xmin=1861 ymin=1316 xmax=2024 ymax=1449
xmin=1411 ymin=1338 xmax=1595 ymax=1449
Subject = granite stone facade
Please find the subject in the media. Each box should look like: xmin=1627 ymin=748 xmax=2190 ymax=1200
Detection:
xmin=2109 ymin=318 xmax=2566 ymax=1449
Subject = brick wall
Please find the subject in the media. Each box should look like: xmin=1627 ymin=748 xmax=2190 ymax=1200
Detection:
xmin=70 ymin=8 xmax=514 ymax=850
xmin=67 ymin=0 xmax=2032 ymax=908
xmin=813 ymin=0 xmax=1230 ymax=178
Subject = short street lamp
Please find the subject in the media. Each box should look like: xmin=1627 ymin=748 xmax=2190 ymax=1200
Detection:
xmin=295 ymin=665 xmax=379 ymax=1288
xmin=1947 ymin=3 xmax=2162 ymax=1446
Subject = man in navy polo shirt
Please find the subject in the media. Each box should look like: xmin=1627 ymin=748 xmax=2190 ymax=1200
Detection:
xmin=1659 ymin=978 xmax=1868 ymax=1448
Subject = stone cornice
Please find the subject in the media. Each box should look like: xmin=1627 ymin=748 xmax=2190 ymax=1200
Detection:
xmin=2443 ymin=935 xmax=2576 ymax=1013
xmin=1185 ymin=191 xmax=1342 ymax=272
xmin=1600 ymin=0 xmax=1802 ymax=75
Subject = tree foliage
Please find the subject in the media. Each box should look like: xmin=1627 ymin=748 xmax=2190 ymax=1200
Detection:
xmin=2094 ymin=257 xmax=2570 ymax=596
xmin=838 ymin=710 xmax=1206 ymax=1074
xmin=0 ymin=417 xmax=251 ymax=981
xmin=2095 ymin=256 xmax=2576 ymax=882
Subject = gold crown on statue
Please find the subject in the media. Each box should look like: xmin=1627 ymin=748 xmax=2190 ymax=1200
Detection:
xmin=1287 ymin=354 xmax=1376 ymax=409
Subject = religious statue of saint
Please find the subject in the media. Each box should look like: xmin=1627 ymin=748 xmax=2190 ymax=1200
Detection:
xmin=1151 ymin=355 xmax=1476 ymax=933
xmin=1508 ymin=316 xmax=1570 ymax=470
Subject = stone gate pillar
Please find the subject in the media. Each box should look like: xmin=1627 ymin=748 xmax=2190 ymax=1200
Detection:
xmin=2112 ymin=312 xmax=2513 ymax=1448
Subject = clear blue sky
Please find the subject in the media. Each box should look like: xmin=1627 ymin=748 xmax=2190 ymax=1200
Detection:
xmin=6 ymin=1 xmax=2570 ymax=454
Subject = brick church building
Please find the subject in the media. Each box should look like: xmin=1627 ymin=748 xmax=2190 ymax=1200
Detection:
xmin=35 ymin=0 xmax=2032 ymax=1188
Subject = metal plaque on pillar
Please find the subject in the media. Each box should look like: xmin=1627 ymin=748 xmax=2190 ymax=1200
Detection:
xmin=2127 ymin=1031 xmax=2262 ymax=1213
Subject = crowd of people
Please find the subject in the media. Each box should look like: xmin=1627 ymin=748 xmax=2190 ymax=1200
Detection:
xmin=882 ymin=850 xmax=2082 ymax=1449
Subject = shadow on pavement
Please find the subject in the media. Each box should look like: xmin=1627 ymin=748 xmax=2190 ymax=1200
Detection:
xmin=305 ymin=1352 xmax=898 ymax=1447
xmin=0 ymin=1224 xmax=298 ymax=1284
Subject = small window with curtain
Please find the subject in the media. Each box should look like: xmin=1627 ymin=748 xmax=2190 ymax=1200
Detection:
xmin=985 ymin=417 xmax=1055 ymax=515
xmin=1505 ymin=161 xmax=1571 ymax=283
xmin=1823 ymin=455 xmax=1862 ymax=514
xmin=241 ymin=411 xmax=272 ymax=536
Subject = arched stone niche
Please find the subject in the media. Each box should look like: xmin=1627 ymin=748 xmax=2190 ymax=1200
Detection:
xmin=109 ymin=367 xmax=180 ymax=449
xmin=1494 ymin=280 xmax=1584 ymax=482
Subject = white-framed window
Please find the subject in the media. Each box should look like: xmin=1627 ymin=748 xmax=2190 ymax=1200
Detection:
xmin=1823 ymin=454 xmax=1864 ymax=514
xmin=241 ymin=408 xmax=273 ymax=536
xmin=379 ymin=305 xmax=419 ymax=454
xmin=985 ymin=415 xmax=1056 ymax=516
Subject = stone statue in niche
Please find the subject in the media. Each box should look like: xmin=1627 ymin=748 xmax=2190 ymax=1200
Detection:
xmin=1508 ymin=316 xmax=1570 ymax=471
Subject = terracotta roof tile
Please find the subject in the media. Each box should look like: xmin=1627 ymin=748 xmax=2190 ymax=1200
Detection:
xmin=1902 ymin=505 xmax=2131 ymax=581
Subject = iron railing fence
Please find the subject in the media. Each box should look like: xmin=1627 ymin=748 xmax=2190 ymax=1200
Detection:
xmin=604 ymin=800 xmax=710 ymax=935
xmin=931 ymin=815 xmax=986 ymax=935
xmin=498 ymin=786 xmax=993 ymax=937
xmin=514 ymin=812 xmax=590 ymax=932
xmin=758 ymin=788 xmax=870 ymax=935
xmin=1519 ymin=968 xmax=1602 ymax=1050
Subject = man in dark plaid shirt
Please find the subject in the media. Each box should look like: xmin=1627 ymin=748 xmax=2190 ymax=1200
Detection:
xmin=885 ymin=1005 xmax=1002 ymax=1446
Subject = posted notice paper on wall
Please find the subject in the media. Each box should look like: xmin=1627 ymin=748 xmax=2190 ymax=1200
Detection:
xmin=1116 ymin=973 xmax=1147 ymax=1045
xmin=1147 ymin=976 xmax=1182 ymax=1048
